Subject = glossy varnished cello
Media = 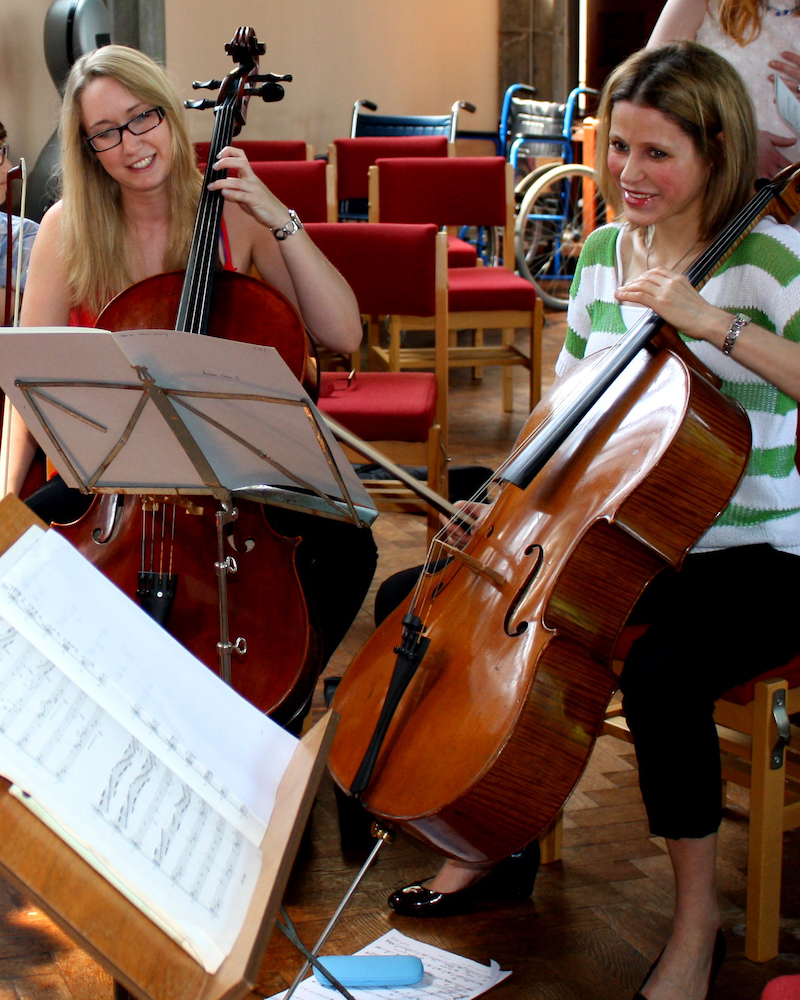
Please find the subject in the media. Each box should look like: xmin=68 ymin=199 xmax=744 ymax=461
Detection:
xmin=57 ymin=29 xmax=322 ymax=725
xmin=328 ymin=164 xmax=800 ymax=863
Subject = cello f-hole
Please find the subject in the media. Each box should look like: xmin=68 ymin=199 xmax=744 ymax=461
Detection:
xmin=504 ymin=544 xmax=544 ymax=637
xmin=92 ymin=494 xmax=124 ymax=544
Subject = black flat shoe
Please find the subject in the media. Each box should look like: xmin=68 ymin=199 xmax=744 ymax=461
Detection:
xmin=388 ymin=841 xmax=540 ymax=917
xmin=633 ymin=928 xmax=726 ymax=1000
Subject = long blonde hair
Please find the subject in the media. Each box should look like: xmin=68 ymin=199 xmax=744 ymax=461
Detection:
xmin=717 ymin=0 xmax=799 ymax=44
xmin=596 ymin=41 xmax=757 ymax=242
xmin=59 ymin=45 xmax=202 ymax=312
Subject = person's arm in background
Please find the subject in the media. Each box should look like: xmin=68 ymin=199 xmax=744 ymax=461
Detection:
xmin=647 ymin=0 xmax=707 ymax=47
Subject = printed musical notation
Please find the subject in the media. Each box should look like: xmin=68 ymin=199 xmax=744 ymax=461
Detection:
xmin=267 ymin=930 xmax=512 ymax=1000
xmin=0 ymin=525 xmax=297 ymax=973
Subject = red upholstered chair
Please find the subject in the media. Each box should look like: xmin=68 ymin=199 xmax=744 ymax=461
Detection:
xmin=248 ymin=160 xmax=337 ymax=222
xmin=305 ymin=223 xmax=449 ymax=538
xmin=542 ymin=623 xmax=800 ymax=964
xmin=194 ymin=139 xmax=312 ymax=163
xmin=368 ymin=156 xmax=543 ymax=412
xmin=328 ymin=137 xmax=475 ymax=267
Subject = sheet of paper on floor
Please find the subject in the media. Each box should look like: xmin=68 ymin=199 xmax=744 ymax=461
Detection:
xmin=268 ymin=928 xmax=511 ymax=1000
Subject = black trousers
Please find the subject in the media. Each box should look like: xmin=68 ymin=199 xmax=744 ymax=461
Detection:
xmin=621 ymin=544 xmax=800 ymax=839
xmin=376 ymin=544 xmax=800 ymax=841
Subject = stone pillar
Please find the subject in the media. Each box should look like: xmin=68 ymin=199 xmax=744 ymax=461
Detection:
xmin=499 ymin=0 xmax=578 ymax=108
xmin=107 ymin=0 xmax=165 ymax=63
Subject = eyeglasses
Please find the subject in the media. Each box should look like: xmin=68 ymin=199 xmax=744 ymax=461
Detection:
xmin=84 ymin=107 xmax=165 ymax=153
xmin=0 ymin=144 xmax=8 ymax=165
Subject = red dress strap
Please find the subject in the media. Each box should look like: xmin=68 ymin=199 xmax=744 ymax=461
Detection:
xmin=69 ymin=305 xmax=98 ymax=327
xmin=220 ymin=217 xmax=237 ymax=272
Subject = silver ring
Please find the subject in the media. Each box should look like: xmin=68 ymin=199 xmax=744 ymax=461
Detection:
xmin=796 ymin=83 xmax=800 ymax=94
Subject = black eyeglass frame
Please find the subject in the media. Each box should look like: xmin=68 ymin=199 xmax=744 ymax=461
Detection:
xmin=84 ymin=107 xmax=166 ymax=153
xmin=0 ymin=144 xmax=8 ymax=165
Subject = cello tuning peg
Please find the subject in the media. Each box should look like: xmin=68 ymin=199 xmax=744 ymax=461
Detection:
xmin=191 ymin=79 xmax=223 ymax=91
xmin=184 ymin=98 xmax=216 ymax=111
xmin=249 ymin=72 xmax=293 ymax=84
xmin=251 ymin=83 xmax=286 ymax=104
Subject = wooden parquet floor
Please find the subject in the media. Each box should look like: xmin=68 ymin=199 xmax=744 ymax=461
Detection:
xmin=2 ymin=312 xmax=800 ymax=999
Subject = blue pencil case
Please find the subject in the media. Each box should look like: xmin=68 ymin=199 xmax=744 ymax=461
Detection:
xmin=314 ymin=955 xmax=424 ymax=988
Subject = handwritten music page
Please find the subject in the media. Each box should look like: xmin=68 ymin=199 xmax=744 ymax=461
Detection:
xmin=268 ymin=929 xmax=511 ymax=1000
xmin=0 ymin=525 xmax=297 ymax=973
xmin=776 ymin=75 xmax=800 ymax=135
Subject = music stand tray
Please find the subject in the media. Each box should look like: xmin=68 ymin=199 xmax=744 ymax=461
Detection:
xmin=0 ymin=326 xmax=376 ymax=526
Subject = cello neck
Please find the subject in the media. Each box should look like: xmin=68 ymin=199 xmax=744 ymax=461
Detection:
xmin=502 ymin=166 xmax=800 ymax=490
xmin=174 ymin=98 xmax=240 ymax=336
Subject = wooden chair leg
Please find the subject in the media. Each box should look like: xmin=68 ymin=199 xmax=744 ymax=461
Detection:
xmin=501 ymin=328 xmax=514 ymax=412
xmin=388 ymin=317 xmax=401 ymax=372
xmin=472 ymin=329 xmax=484 ymax=380
xmin=426 ymin=424 xmax=446 ymax=545
xmin=539 ymin=810 xmax=563 ymax=864
xmin=531 ymin=298 xmax=544 ymax=410
xmin=745 ymin=679 xmax=787 ymax=962
xmin=366 ymin=315 xmax=380 ymax=370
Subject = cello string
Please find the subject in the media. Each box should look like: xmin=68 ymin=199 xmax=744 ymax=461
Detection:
xmin=182 ymin=101 xmax=236 ymax=333
xmin=191 ymin=103 xmax=232 ymax=326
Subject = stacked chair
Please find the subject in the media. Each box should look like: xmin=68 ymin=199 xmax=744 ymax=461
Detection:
xmin=249 ymin=161 xmax=336 ymax=223
xmin=368 ymin=156 xmax=543 ymax=412
xmin=194 ymin=139 xmax=313 ymax=164
xmin=305 ymin=222 xmax=450 ymax=540
xmin=332 ymin=136 xmax=477 ymax=265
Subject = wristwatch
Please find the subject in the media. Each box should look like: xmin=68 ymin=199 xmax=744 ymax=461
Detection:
xmin=272 ymin=209 xmax=303 ymax=241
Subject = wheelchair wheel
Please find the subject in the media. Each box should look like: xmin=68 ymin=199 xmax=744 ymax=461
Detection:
xmin=515 ymin=162 xmax=605 ymax=310
xmin=513 ymin=160 xmax=562 ymax=204
xmin=458 ymin=225 xmax=500 ymax=264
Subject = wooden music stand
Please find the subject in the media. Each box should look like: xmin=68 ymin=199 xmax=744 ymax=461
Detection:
xmin=0 ymin=493 xmax=336 ymax=1000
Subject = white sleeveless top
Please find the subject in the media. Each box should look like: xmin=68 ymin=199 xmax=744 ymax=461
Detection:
xmin=697 ymin=2 xmax=800 ymax=163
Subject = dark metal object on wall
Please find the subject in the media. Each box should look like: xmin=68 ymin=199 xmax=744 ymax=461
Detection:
xmin=27 ymin=0 xmax=111 ymax=222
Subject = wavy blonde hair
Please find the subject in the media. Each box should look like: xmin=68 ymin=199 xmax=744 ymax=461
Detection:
xmin=59 ymin=45 xmax=202 ymax=312
xmin=595 ymin=41 xmax=757 ymax=242
xmin=717 ymin=0 xmax=799 ymax=44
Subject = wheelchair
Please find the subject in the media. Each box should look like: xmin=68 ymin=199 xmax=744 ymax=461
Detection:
xmin=503 ymin=84 xmax=606 ymax=309
xmin=350 ymin=99 xmax=476 ymax=141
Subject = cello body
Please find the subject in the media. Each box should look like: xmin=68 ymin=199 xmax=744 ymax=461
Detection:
xmin=328 ymin=334 xmax=751 ymax=862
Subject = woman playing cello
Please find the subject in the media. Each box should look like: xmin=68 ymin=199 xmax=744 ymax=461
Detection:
xmin=4 ymin=44 xmax=377 ymax=715
xmin=388 ymin=40 xmax=800 ymax=1000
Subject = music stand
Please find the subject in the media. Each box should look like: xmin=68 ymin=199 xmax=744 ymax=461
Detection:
xmin=0 ymin=326 xmax=377 ymax=684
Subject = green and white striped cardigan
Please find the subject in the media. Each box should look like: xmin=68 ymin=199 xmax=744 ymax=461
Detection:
xmin=558 ymin=218 xmax=800 ymax=554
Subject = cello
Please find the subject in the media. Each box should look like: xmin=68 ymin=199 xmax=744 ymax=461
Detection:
xmin=327 ymin=163 xmax=800 ymax=864
xmin=56 ymin=28 xmax=324 ymax=726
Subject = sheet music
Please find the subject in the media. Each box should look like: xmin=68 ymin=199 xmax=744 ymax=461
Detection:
xmin=269 ymin=930 xmax=512 ymax=1000
xmin=776 ymin=75 xmax=800 ymax=135
xmin=0 ymin=526 xmax=298 ymax=973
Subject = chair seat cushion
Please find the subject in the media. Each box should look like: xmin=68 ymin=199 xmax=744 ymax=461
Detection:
xmin=317 ymin=371 xmax=437 ymax=442
xmin=614 ymin=624 xmax=800 ymax=706
xmin=447 ymin=235 xmax=478 ymax=268
xmin=448 ymin=266 xmax=537 ymax=312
